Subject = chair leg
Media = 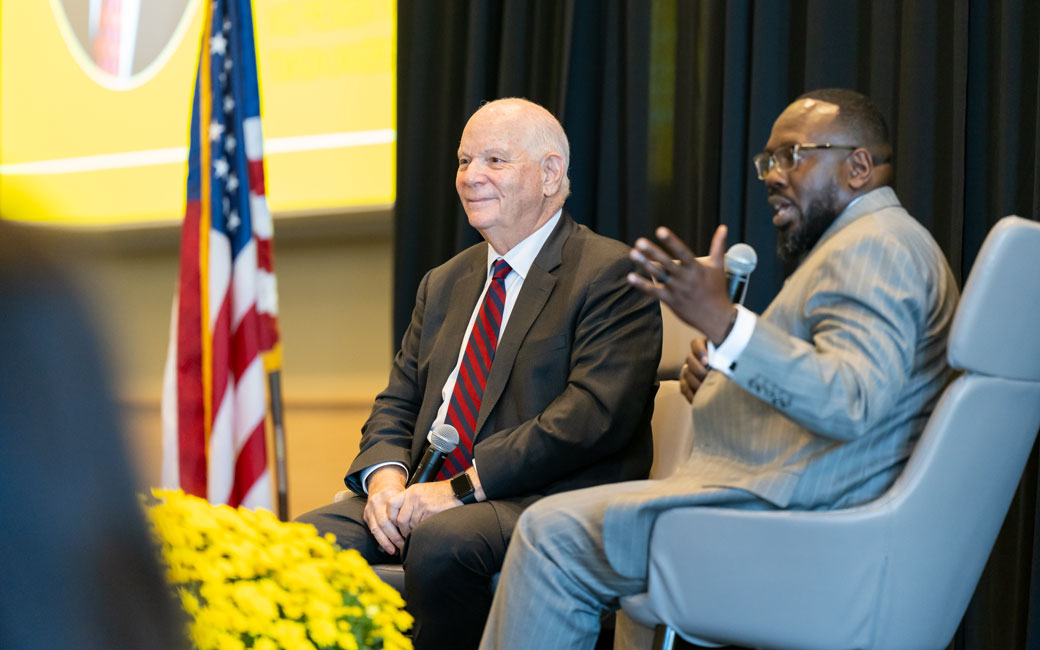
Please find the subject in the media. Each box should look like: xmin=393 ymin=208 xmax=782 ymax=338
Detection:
xmin=652 ymin=625 xmax=676 ymax=650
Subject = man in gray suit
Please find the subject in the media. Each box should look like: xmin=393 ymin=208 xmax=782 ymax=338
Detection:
xmin=479 ymin=89 xmax=959 ymax=649
xmin=297 ymin=98 xmax=661 ymax=650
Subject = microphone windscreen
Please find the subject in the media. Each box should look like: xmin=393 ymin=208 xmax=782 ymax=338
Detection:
xmin=428 ymin=424 xmax=460 ymax=453
xmin=725 ymin=243 xmax=758 ymax=276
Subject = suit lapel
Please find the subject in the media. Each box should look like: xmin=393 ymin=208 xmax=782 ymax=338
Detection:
xmin=474 ymin=215 xmax=576 ymax=438
xmin=427 ymin=251 xmax=488 ymax=404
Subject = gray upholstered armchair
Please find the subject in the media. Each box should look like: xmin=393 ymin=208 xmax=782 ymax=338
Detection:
xmin=617 ymin=216 xmax=1040 ymax=650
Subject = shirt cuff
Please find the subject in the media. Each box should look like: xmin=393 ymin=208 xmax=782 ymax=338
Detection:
xmin=360 ymin=461 xmax=409 ymax=494
xmin=706 ymin=305 xmax=756 ymax=377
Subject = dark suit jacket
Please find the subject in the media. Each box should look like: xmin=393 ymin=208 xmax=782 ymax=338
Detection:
xmin=345 ymin=214 xmax=662 ymax=517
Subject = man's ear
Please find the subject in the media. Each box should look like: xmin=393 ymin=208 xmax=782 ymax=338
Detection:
xmin=846 ymin=148 xmax=874 ymax=190
xmin=542 ymin=153 xmax=565 ymax=196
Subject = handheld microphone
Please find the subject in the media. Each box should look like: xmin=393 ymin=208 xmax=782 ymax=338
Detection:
xmin=724 ymin=243 xmax=757 ymax=305
xmin=406 ymin=424 xmax=460 ymax=486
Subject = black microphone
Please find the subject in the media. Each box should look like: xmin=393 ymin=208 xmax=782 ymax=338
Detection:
xmin=724 ymin=243 xmax=757 ymax=305
xmin=406 ymin=424 xmax=460 ymax=486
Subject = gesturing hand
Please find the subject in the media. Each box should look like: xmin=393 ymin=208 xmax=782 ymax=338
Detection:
xmin=388 ymin=480 xmax=462 ymax=537
xmin=363 ymin=466 xmax=408 ymax=554
xmin=627 ymin=225 xmax=737 ymax=346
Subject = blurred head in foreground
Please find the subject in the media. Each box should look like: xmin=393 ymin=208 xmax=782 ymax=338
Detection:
xmin=0 ymin=221 xmax=187 ymax=650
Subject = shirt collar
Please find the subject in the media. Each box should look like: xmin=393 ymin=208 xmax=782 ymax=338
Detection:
xmin=843 ymin=193 xmax=868 ymax=214
xmin=485 ymin=209 xmax=562 ymax=280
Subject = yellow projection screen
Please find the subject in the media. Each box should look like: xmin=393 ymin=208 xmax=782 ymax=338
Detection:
xmin=0 ymin=0 xmax=395 ymax=226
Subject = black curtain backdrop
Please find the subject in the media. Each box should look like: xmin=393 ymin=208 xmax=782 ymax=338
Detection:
xmin=395 ymin=1 xmax=1040 ymax=647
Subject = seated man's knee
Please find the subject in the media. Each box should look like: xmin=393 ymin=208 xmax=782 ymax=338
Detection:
xmin=517 ymin=493 xmax=573 ymax=539
xmin=294 ymin=498 xmax=383 ymax=562
xmin=404 ymin=507 xmax=501 ymax=582
xmin=514 ymin=497 xmax=549 ymax=544
xmin=293 ymin=504 xmax=337 ymax=537
xmin=513 ymin=492 xmax=604 ymax=561
xmin=293 ymin=508 xmax=324 ymax=528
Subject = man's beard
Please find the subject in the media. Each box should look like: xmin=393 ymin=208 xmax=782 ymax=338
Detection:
xmin=776 ymin=186 xmax=843 ymax=265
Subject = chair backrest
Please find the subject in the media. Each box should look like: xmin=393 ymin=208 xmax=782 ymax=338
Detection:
xmin=658 ymin=307 xmax=701 ymax=380
xmin=650 ymin=308 xmax=699 ymax=478
xmin=648 ymin=380 xmax=693 ymax=479
xmin=869 ymin=215 xmax=1040 ymax=648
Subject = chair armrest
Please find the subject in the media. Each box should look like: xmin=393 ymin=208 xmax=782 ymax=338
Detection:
xmin=658 ymin=306 xmax=702 ymax=379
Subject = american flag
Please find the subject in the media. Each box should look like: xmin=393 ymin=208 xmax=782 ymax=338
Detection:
xmin=162 ymin=0 xmax=280 ymax=509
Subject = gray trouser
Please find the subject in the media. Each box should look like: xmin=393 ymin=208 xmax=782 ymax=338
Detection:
xmin=479 ymin=480 xmax=768 ymax=650
xmin=479 ymin=481 xmax=653 ymax=650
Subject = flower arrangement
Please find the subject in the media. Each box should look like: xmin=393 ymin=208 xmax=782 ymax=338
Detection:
xmin=145 ymin=489 xmax=413 ymax=650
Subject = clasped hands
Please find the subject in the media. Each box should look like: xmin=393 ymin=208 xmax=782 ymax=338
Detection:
xmin=362 ymin=465 xmax=465 ymax=555
xmin=626 ymin=224 xmax=737 ymax=404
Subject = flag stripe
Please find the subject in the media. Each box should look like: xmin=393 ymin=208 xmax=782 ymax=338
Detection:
xmin=176 ymin=199 xmax=206 ymax=495
xmin=246 ymin=160 xmax=266 ymax=195
xmin=230 ymin=239 xmax=258 ymax=326
xmin=210 ymin=294 xmax=232 ymax=414
xmin=256 ymin=238 xmax=273 ymax=272
xmin=233 ymin=358 xmax=267 ymax=446
xmin=229 ymin=421 xmax=268 ymax=507
xmin=231 ymin=307 xmax=261 ymax=381
xmin=258 ymin=313 xmax=278 ymax=352
xmin=208 ymin=382 xmax=236 ymax=503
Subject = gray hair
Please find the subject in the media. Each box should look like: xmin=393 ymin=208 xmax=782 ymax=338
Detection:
xmin=475 ymin=98 xmax=571 ymax=198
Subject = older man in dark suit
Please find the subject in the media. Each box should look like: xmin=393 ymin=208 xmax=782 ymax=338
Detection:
xmin=297 ymin=97 xmax=662 ymax=650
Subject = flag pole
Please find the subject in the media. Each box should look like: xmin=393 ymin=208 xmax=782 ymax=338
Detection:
xmin=267 ymin=369 xmax=289 ymax=520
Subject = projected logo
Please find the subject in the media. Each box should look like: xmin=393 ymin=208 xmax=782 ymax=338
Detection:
xmin=50 ymin=0 xmax=198 ymax=90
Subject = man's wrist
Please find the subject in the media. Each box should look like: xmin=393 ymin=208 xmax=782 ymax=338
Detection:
xmin=466 ymin=464 xmax=486 ymax=502
xmin=710 ymin=305 xmax=739 ymax=346
xmin=368 ymin=465 xmax=407 ymax=493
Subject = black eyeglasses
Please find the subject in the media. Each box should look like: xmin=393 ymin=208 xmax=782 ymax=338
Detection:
xmin=752 ymin=143 xmax=859 ymax=180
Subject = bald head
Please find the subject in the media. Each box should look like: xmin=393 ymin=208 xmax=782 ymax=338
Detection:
xmin=795 ymin=88 xmax=892 ymax=175
xmin=456 ymin=98 xmax=570 ymax=253
xmin=470 ymin=98 xmax=571 ymax=199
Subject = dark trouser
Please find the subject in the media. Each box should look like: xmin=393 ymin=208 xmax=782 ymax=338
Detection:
xmin=297 ymin=495 xmax=521 ymax=650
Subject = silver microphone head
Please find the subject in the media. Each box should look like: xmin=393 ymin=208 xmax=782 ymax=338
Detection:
xmin=428 ymin=424 xmax=460 ymax=453
xmin=724 ymin=243 xmax=758 ymax=277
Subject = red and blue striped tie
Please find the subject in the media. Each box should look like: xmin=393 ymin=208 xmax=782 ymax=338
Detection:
xmin=438 ymin=259 xmax=512 ymax=480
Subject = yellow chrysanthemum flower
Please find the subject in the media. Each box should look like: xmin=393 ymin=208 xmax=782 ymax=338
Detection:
xmin=146 ymin=489 xmax=412 ymax=650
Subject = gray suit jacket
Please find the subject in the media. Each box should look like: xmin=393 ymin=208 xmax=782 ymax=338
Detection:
xmin=346 ymin=214 xmax=662 ymax=516
xmin=604 ymin=187 xmax=959 ymax=578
